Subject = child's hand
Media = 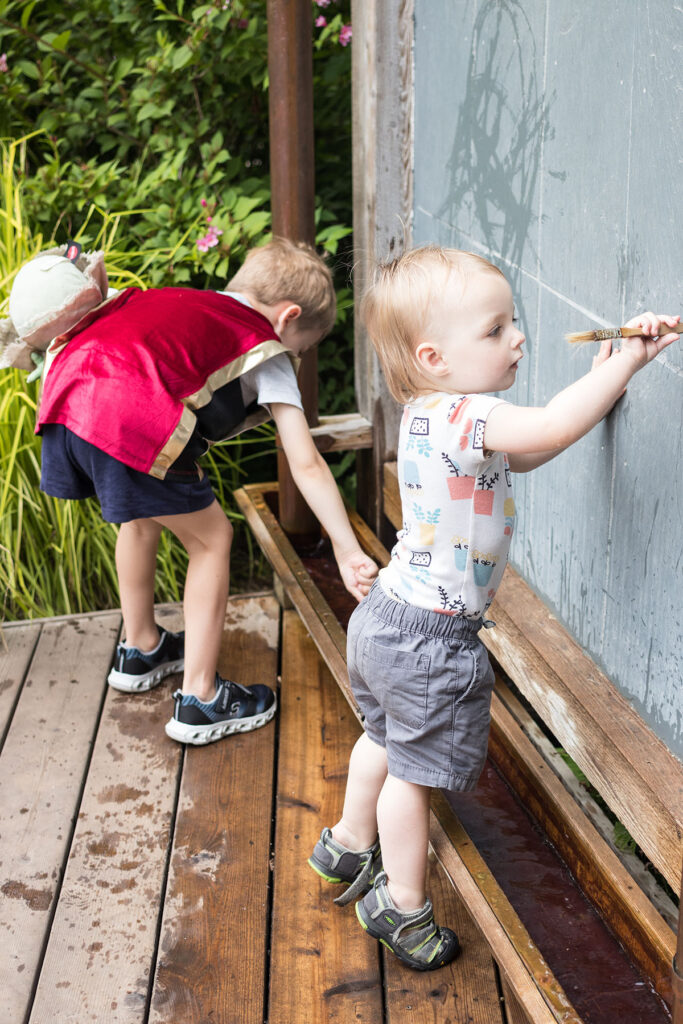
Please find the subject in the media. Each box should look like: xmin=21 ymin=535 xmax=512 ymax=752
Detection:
xmin=620 ymin=312 xmax=680 ymax=369
xmin=338 ymin=550 xmax=379 ymax=602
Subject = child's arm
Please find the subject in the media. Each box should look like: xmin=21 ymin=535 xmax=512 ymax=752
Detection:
xmin=270 ymin=402 xmax=378 ymax=600
xmin=506 ymin=336 xmax=620 ymax=472
xmin=486 ymin=313 xmax=679 ymax=462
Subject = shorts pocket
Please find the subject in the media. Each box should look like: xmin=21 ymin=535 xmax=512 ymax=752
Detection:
xmin=361 ymin=637 xmax=430 ymax=730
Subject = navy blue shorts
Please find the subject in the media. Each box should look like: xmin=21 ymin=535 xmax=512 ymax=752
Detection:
xmin=40 ymin=424 xmax=216 ymax=523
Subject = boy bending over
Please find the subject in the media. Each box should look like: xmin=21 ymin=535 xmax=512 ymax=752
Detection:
xmin=3 ymin=238 xmax=377 ymax=745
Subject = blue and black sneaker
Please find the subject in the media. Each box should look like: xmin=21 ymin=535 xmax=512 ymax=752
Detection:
xmin=164 ymin=674 xmax=277 ymax=745
xmin=107 ymin=626 xmax=184 ymax=692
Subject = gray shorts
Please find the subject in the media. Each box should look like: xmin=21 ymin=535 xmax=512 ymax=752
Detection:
xmin=347 ymin=581 xmax=495 ymax=792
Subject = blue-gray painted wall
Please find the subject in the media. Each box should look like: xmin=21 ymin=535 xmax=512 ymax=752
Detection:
xmin=412 ymin=0 xmax=682 ymax=755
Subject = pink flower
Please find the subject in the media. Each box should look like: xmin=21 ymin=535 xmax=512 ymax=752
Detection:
xmin=0 ymin=53 xmax=8 ymax=73
xmin=315 ymin=0 xmax=331 ymax=6
xmin=315 ymin=16 xmax=327 ymax=27
xmin=196 ymin=224 xmax=223 ymax=253
xmin=339 ymin=24 xmax=352 ymax=46
xmin=200 ymin=198 xmax=208 ymax=208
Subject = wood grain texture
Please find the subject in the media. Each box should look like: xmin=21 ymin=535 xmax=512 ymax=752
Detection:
xmin=29 ymin=605 xmax=184 ymax=1024
xmin=150 ymin=596 xmax=279 ymax=1024
xmin=0 ymin=613 xmax=121 ymax=1024
xmin=309 ymin=412 xmax=373 ymax=453
xmin=234 ymin=485 xmax=355 ymax=711
xmin=486 ymin=571 xmax=683 ymax=892
xmin=430 ymin=792 xmax=581 ymax=1024
xmin=269 ymin=611 xmax=383 ymax=1023
xmin=0 ymin=620 xmax=41 ymax=743
xmin=488 ymin=682 xmax=676 ymax=1009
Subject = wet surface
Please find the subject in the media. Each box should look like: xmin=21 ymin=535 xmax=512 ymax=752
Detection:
xmin=449 ymin=765 xmax=670 ymax=1024
xmin=287 ymin=517 xmax=671 ymax=1024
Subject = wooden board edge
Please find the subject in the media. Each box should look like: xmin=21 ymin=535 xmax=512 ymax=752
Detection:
xmin=489 ymin=687 xmax=676 ymax=1008
xmin=430 ymin=793 xmax=582 ymax=1024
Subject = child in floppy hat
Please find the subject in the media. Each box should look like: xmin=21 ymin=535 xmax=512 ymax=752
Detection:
xmin=2 ymin=239 xmax=377 ymax=744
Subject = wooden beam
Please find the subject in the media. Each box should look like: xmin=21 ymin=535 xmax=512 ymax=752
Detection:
xmin=308 ymin=412 xmax=373 ymax=453
xmin=267 ymin=0 xmax=319 ymax=539
xmin=269 ymin=612 xmax=384 ymax=1021
xmin=429 ymin=793 xmax=580 ymax=1024
xmin=489 ymin=680 xmax=676 ymax=1009
xmin=0 ymin=613 xmax=121 ymax=1024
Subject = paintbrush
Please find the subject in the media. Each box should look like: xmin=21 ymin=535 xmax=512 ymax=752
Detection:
xmin=566 ymin=323 xmax=683 ymax=343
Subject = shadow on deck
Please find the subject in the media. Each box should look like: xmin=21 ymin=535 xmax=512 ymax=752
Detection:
xmin=0 ymin=597 xmax=516 ymax=1024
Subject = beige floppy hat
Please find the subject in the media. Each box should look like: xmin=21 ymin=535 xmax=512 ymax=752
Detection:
xmin=0 ymin=246 xmax=109 ymax=371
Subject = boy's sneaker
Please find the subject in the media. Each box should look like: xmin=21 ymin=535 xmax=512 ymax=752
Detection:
xmin=164 ymin=674 xmax=276 ymax=745
xmin=308 ymin=827 xmax=382 ymax=906
xmin=107 ymin=627 xmax=184 ymax=692
xmin=356 ymin=871 xmax=460 ymax=971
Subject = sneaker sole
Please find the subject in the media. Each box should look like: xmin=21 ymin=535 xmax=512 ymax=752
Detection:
xmin=164 ymin=696 xmax=277 ymax=745
xmin=307 ymin=857 xmax=348 ymax=885
xmin=107 ymin=659 xmax=184 ymax=693
xmin=355 ymin=901 xmax=460 ymax=971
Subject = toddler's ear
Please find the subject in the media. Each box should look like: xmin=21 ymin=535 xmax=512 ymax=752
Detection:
xmin=414 ymin=340 xmax=448 ymax=377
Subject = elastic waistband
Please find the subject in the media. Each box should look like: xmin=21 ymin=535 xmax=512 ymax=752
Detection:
xmin=367 ymin=580 xmax=483 ymax=641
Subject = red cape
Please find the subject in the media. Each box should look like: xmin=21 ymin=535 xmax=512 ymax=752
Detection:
xmin=37 ymin=288 xmax=292 ymax=478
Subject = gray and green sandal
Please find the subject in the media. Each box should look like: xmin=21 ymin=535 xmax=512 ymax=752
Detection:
xmin=356 ymin=870 xmax=460 ymax=971
xmin=307 ymin=827 xmax=382 ymax=906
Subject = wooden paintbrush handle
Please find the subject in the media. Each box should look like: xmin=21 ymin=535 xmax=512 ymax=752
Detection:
xmin=619 ymin=323 xmax=683 ymax=337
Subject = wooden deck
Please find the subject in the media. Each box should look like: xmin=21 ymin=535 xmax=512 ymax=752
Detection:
xmin=1 ymin=596 xmax=519 ymax=1024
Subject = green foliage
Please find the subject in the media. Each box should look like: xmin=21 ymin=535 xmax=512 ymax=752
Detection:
xmin=0 ymin=2 xmax=356 ymax=619
xmin=0 ymin=0 xmax=354 ymax=302
xmin=0 ymin=137 xmax=279 ymax=618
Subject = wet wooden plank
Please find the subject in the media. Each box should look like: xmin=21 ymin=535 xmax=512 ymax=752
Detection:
xmin=430 ymin=792 xmax=581 ymax=1024
xmin=235 ymin=485 xmax=354 ymax=708
xmin=0 ymin=613 xmax=121 ymax=1024
xmin=269 ymin=611 xmax=383 ymax=1023
xmin=487 ymin=683 xmax=676 ymax=1010
xmin=149 ymin=595 xmax=279 ymax=1024
xmin=29 ymin=606 xmax=183 ymax=1024
xmin=384 ymin=853 xmax=505 ymax=1023
xmin=0 ymin=620 xmax=41 ymax=743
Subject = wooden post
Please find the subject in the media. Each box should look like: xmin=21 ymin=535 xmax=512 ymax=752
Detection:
xmin=351 ymin=0 xmax=414 ymax=534
xmin=267 ymin=0 xmax=320 ymax=541
xmin=674 ymin=864 xmax=683 ymax=1024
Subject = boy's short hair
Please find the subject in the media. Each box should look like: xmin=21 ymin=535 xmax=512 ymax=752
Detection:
xmin=361 ymin=246 xmax=505 ymax=404
xmin=229 ymin=236 xmax=336 ymax=338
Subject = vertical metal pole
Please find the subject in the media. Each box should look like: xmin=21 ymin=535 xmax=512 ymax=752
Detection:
xmin=673 ymin=862 xmax=683 ymax=1024
xmin=267 ymin=0 xmax=320 ymax=541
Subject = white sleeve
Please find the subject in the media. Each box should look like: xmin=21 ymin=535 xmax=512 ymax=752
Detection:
xmin=240 ymin=353 xmax=303 ymax=412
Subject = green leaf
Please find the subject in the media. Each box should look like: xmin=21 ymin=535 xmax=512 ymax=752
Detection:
xmin=50 ymin=30 xmax=72 ymax=52
xmin=171 ymin=45 xmax=193 ymax=71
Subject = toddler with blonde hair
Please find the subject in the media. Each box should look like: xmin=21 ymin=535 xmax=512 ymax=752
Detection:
xmin=308 ymin=244 xmax=679 ymax=970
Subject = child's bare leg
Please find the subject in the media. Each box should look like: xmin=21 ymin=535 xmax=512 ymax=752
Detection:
xmin=116 ymin=518 xmax=163 ymax=651
xmin=331 ymin=732 xmax=388 ymax=850
xmin=377 ymin=775 xmax=431 ymax=910
xmin=154 ymin=501 xmax=233 ymax=702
